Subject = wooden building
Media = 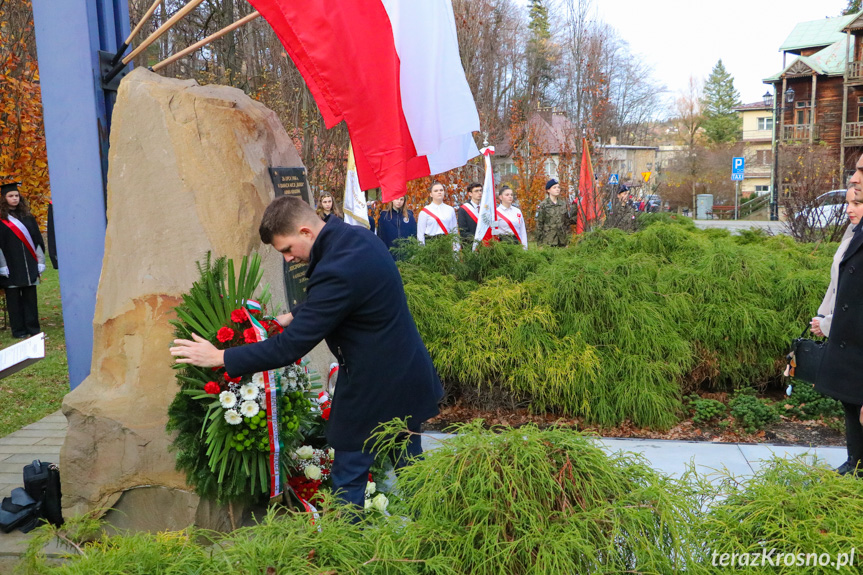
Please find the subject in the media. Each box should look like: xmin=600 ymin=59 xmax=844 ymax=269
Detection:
xmin=764 ymin=11 xmax=863 ymax=184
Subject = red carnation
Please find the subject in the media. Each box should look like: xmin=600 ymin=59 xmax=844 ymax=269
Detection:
xmin=204 ymin=381 xmax=221 ymax=394
xmin=223 ymin=372 xmax=242 ymax=384
xmin=216 ymin=327 xmax=234 ymax=343
xmin=243 ymin=327 xmax=258 ymax=344
xmin=295 ymin=359 xmax=302 ymax=366
xmin=321 ymin=407 xmax=331 ymax=421
xmin=267 ymin=320 xmax=284 ymax=336
xmin=230 ymin=309 xmax=247 ymax=323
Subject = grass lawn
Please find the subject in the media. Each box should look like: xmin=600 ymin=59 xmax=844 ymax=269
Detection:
xmin=0 ymin=266 xmax=70 ymax=438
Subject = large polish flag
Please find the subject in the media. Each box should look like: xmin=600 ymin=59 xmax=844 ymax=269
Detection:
xmin=249 ymin=0 xmax=481 ymax=202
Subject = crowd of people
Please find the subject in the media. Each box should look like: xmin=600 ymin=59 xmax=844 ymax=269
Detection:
xmin=313 ymin=179 xmax=576 ymax=254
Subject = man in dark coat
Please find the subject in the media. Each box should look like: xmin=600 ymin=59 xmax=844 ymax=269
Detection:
xmin=456 ymin=182 xmax=482 ymax=243
xmin=815 ymin=153 xmax=863 ymax=475
xmin=171 ymin=196 xmax=443 ymax=507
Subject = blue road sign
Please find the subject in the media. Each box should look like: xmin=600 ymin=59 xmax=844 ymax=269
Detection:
xmin=731 ymin=156 xmax=745 ymax=181
xmin=608 ymin=173 xmax=619 ymax=185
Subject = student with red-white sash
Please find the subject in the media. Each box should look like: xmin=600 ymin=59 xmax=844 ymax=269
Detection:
xmin=456 ymin=182 xmax=482 ymax=243
xmin=496 ymin=185 xmax=528 ymax=250
xmin=417 ymin=182 xmax=458 ymax=246
xmin=0 ymin=182 xmax=46 ymax=338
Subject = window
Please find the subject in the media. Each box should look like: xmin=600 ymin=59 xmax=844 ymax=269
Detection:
xmin=755 ymin=185 xmax=769 ymax=194
xmin=755 ymin=150 xmax=772 ymax=165
xmin=795 ymin=101 xmax=810 ymax=125
xmin=757 ymin=117 xmax=773 ymax=131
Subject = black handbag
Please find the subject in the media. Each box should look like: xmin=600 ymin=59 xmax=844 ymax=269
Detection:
xmin=0 ymin=487 xmax=42 ymax=533
xmin=23 ymin=459 xmax=63 ymax=527
xmin=787 ymin=325 xmax=826 ymax=385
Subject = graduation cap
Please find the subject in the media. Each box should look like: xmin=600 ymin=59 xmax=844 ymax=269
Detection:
xmin=0 ymin=182 xmax=21 ymax=195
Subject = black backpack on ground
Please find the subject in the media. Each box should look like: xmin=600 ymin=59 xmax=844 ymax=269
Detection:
xmin=0 ymin=460 xmax=63 ymax=533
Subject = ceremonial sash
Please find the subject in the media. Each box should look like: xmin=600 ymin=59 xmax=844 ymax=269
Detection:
xmin=460 ymin=204 xmax=478 ymax=223
xmin=421 ymin=207 xmax=449 ymax=235
xmin=243 ymin=303 xmax=282 ymax=498
xmin=496 ymin=210 xmax=522 ymax=244
xmin=2 ymin=219 xmax=37 ymax=262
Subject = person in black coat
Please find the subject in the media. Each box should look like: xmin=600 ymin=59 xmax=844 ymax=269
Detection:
xmin=171 ymin=195 xmax=443 ymax=507
xmin=813 ymin=157 xmax=863 ymax=476
xmin=377 ymin=196 xmax=417 ymax=258
xmin=456 ymin=182 xmax=482 ymax=243
xmin=315 ymin=190 xmax=343 ymax=223
xmin=0 ymin=182 xmax=46 ymax=338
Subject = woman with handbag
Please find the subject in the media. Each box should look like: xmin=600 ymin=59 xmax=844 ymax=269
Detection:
xmin=812 ymin=165 xmax=863 ymax=477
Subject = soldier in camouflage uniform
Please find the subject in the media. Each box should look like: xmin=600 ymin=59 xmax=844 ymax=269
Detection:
xmin=535 ymin=179 xmax=574 ymax=247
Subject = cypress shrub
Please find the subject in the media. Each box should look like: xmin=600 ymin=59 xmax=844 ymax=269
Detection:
xmin=399 ymin=222 xmax=835 ymax=429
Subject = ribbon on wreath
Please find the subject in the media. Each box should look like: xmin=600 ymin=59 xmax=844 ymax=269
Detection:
xmin=242 ymin=300 xmax=282 ymax=498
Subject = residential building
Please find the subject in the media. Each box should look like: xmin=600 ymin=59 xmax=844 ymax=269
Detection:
xmin=734 ymin=101 xmax=773 ymax=197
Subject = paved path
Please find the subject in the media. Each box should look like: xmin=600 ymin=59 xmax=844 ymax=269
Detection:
xmin=0 ymin=415 xmax=849 ymax=570
xmin=692 ymin=219 xmax=788 ymax=235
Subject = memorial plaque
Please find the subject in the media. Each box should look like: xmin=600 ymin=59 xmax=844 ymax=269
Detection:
xmin=269 ymin=167 xmax=312 ymax=311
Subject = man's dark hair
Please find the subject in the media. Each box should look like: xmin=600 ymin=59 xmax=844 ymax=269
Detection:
xmin=468 ymin=182 xmax=482 ymax=193
xmin=259 ymin=195 xmax=318 ymax=244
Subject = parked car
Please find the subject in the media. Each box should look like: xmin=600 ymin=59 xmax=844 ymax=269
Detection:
xmin=800 ymin=190 xmax=847 ymax=228
xmin=644 ymin=194 xmax=662 ymax=213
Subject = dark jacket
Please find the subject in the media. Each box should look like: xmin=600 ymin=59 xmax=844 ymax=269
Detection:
xmin=816 ymin=226 xmax=863 ymax=404
xmin=0 ymin=212 xmax=45 ymax=288
xmin=225 ymin=217 xmax=443 ymax=451
xmin=457 ymin=203 xmax=479 ymax=243
xmin=377 ymin=209 xmax=417 ymax=256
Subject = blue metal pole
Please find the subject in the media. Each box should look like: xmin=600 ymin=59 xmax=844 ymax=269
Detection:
xmin=31 ymin=0 xmax=130 ymax=389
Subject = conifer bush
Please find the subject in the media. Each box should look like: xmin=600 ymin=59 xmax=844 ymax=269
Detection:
xmin=398 ymin=221 xmax=835 ymax=429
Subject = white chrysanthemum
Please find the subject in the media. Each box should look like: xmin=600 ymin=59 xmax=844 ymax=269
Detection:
xmin=371 ymin=493 xmax=389 ymax=513
xmin=224 ymin=409 xmax=242 ymax=425
xmin=365 ymin=481 xmax=376 ymax=497
xmin=252 ymin=372 xmax=265 ymax=389
xmin=240 ymin=400 xmax=260 ymax=418
xmin=304 ymin=464 xmax=322 ymax=480
xmin=240 ymin=384 xmax=258 ymax=400
xmin=219 ymin=391 xmax=237 ymax=409
xmin=295 ymin=445 xmax=314 ymax=460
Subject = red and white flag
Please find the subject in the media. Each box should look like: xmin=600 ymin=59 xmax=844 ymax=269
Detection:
xmin=342 ymin=146 xmax=370 ymax=229
xmin=249 ymin=0 xmax=481 ymax=202
xmin=576 ymin=137 xmax=598 ymax=234
xmin=473 ymin=146 xmax=497 ymax=249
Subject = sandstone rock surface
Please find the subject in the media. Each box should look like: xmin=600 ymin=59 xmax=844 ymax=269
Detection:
xmin=60 ymin=68 xmax=329 ymax=528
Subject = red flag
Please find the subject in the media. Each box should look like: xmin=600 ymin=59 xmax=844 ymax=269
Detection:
xmin=248 ymin=0 xmax=480 ymax=202
xmin=576 ymin=137 xmax=598 ymax=234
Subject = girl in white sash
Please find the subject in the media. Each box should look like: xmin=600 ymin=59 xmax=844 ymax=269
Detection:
xmin=417 ymin=182 xmax=457 ymax=246
xmin=0 ymin=182 xmax=46 ymax=338
xmin=496 ymin=186 xmax=528 ymax=250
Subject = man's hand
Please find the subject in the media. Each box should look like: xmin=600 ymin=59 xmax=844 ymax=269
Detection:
xmin=170 ymin=333 xmax=225 ymax=367
xmin=275 ymin=312 xmax=294 ymax=328
xmin=810 ymin=317 xmax=824 ymax=337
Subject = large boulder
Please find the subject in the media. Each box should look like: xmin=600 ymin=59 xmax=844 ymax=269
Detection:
xmin=60 ymin=68 xmax=327 ymax=529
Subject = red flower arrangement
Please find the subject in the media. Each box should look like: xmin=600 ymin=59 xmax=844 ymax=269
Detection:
xmin=217 ymin=327 xmax=235 ymax=343
xmin=230 ymin=308 xmax=247 ymax=323
xmin=204 ymin=381 xmax=221 ymax=394
xmin=243 ymin=327 xmax=258 ymax=344
xmin=223 ymin=372 xmax=242 ymax=384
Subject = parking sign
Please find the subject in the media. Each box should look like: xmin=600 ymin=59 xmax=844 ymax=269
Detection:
xmin=731 ymin=157 xmax=745 ymax=181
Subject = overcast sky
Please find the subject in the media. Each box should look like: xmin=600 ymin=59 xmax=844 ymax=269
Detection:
xmin=588 ymin=0 xmax=849 ymax=107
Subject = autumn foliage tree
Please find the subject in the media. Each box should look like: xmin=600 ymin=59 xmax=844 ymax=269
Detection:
xmin=0 ymin=0 xmax=50 ymax=227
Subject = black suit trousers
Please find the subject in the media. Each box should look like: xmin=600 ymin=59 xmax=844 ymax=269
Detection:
xmin=5 ymin=286 xmax=40 ymax=337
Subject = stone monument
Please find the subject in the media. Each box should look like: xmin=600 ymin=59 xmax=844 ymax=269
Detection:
xmin=59 ymin=68 xmax=329 ymax=530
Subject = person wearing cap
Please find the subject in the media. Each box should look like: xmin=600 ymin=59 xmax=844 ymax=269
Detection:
xmin=535 ymin=178 xmax=574 ymax=247
xmin=0 ymin=182 xmax=46 ymax=338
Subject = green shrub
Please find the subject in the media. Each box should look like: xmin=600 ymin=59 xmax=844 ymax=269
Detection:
xmin=399 ymin=222 xmax=834 ymax=429
xmin=782 ymin=382 xmax=844 ymax=421
xmin=686 ymin=396 xmax=727 ymax=425
xmin=699 ymin=457 xmax=863 ymax=574
xmin=729 ymin=392 xmax=780 ymax=433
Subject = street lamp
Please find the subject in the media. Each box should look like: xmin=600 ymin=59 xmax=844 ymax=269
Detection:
xmin=763 ymin=87 xmax=796 ymax=221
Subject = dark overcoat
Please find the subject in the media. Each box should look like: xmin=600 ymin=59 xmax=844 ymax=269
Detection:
xmin=224 ymin=217 xmax=443 ymax=451
xmin=816 ymin=227 xmax=863 ymax=405
xmin=456 ymin=204 xmax=478 ymax=243
xmin=0 ymin=213 xmax=44 ymax=288
xmin=376 ymin=209 xmax=417 ymax=254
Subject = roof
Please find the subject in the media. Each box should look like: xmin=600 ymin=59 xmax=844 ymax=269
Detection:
xmin=734 ymin=101 xmax=771 ymax=111
xmin=764 ymin=38 xmax=847 ymax=82
xmin=779 ymin=13 xmax=856 ymax=52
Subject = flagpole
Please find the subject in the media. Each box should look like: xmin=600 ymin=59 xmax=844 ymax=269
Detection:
xmin=151 ymin=11 xmax=261 ymax=72
xmin=110 ymin=0 xmax=162 ymax=66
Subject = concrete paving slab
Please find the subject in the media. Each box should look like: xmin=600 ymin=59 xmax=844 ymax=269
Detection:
xmin=595 ymin=438 xmax=754 ymax=480
xmin=0 ymin=454 xmax=60 ymax=465
xmin=737 ymin=443 xmax=846 ymax=474
xmin=10 ymin=429 xmax=67 ymax=439
xmin=35 ymin=437 xmax=65 ymax=447
xmin=0 ymin=446 xmax=63 ymax=456
xmin=0 ymin=436 xmax=45 ymax=446
xmin=18 ymin=423 xmax=67 ymax=432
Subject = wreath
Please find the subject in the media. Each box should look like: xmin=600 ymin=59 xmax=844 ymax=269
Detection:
xmin=167 ymin=254 xmax=323 ymax=505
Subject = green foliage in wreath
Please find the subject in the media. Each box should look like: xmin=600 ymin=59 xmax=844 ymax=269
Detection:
xmin=166 ymin=253 xmax=320 ymax=505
